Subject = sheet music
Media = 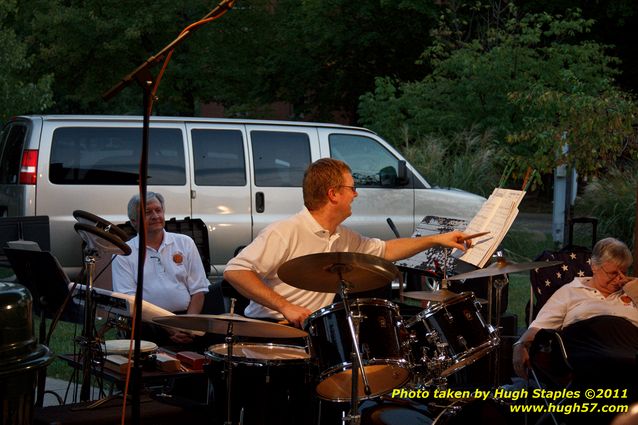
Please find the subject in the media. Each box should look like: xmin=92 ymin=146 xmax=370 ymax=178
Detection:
xmin=455 ymin=188 xmax=525 ymax=267
xmin=394 ymin=215 xmax=469 ymax=274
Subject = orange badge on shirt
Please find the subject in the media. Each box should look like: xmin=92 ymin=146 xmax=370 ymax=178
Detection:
xmin=173 ymin=252 xmax=184 ymax=265
xmin=620 ymin=295 xmax=632 ymax=305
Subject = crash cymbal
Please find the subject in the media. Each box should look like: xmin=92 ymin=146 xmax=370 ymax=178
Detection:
xmin=447 ymin=260 xmax=564 ymax=281
xmin=402 ymin=289 xmax=460 ymax=303
xmin=278 ymin=252 xmax=399 ymax=293
xmin=153 ymin=314 xmax=308 ymax=339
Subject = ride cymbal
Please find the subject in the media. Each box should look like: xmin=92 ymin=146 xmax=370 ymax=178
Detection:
xmin=447 ymin=260 xmax=563 ymax=281
xmin=278 ymin=252 xmax=399 ymax=293
xmin=153 ymin=314 xmax=308 ymax=338
xmin=402 ymin=289 xmax=460 ymax=303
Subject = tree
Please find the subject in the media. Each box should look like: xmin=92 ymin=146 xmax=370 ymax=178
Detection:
xmin=358 ymin=5 xmax=637 ymax=176
xmin=0 ymin=0 xmax=53 ymax=123
xmin=17 ymin=0 xmax=215 ymax=115
xmin=194 ymin=0 xmax=439 ymax=121
xmin=14 ymin=0 xmax=439 ymax=121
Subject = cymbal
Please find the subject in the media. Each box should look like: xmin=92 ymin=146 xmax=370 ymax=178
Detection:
xmin=447 ymin=260 xmax=564 ymax=281
xmin=153 ymin=314 xmax=308 ymax=339
xmin=278 ymin=252 xmax=399 ymax=293
xmin=402 ymin=289 xmax=460 ymax=303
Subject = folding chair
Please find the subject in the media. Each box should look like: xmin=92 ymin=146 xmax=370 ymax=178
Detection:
xmin=528 ymin=329 xmax=574 ymax=425
xmin=527 ymin=246 xmax=592 ymax=326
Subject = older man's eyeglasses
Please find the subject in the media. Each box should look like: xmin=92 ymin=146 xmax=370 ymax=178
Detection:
xmin=600 ymin=265 xmax=626 ymax=281
xmin=338 ymin=185 xmax=357 ymax=193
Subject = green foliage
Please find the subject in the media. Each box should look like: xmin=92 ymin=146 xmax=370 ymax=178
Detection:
xmin=0 ymin=1 xmax=53 ymax=122
xmin=576 ymin=167 xmax=637 ymax=251
xmin=18 ymin=0 xmax=214 ymax=115
xmin=203 ymin=0 xmax=438 ymax=120
xmin=9 ymin=0 xmax=438 ymax=119
xmin=402 ymin=128 xmax=501 ymax=196
xmin=358 ymin=5 xmax=638 ymax=178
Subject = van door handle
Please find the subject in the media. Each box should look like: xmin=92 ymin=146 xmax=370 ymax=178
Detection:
xmin=256 ymin=192 xmax=265 ymax=213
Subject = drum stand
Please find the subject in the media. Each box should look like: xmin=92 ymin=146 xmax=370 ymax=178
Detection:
xmin=332 ymin=265 xmax=371 ymax=425
xmin=223 ymin=299 xmax=239 ymax=425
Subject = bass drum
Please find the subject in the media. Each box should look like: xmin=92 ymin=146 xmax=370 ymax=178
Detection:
xmin=360 ymin=398 xmax=516 ymax=425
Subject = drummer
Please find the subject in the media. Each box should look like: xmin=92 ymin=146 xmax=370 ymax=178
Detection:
xmin=224 ymin=158 xmax=471 ymax=328
xmin=112 ymin=192 xmax=211 ymax=347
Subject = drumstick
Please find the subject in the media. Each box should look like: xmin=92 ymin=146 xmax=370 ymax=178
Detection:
xmin=460 ymin=231 xmax=490 ymax=242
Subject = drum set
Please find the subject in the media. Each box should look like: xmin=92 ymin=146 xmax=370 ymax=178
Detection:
xmin=154 ymin=252 xmax=560 ymax=425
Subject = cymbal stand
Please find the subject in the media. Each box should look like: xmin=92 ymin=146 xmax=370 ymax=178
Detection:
xmin=224 ymin=298 xmax=238 ymax=425
xmin=492 ymin=275 xmax=508 ymax=387
xmin=77 ymin=252 xmax=100 ymax=401
xmin=333 ymin=265 xmax=371 ymax=425
xmin=486 ymin=252 xmax=508 ymax=387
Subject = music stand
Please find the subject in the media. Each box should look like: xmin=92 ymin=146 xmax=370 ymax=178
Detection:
xmin=0 ymin=216 xmax=51 ymax=267
xmin=3 ymin=247 xmax=81 ymax=406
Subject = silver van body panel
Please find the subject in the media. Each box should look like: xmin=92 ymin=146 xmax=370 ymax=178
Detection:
xmin=0 ymin=115 xmax=486 ymax=277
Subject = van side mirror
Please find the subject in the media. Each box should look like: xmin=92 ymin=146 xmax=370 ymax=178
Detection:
xmin=396 ymin=160 xmax=410 ymax=186
xmin=380 ymin=160 xmax=410 ymax=187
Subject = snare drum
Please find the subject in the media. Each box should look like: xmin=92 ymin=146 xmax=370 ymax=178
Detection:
xmin=205 ymin=342 xmax=312 ymax=425
xmin=406 ymin=292 xmax=498 ymax=377
xmin=304 ymin=298 xmax=411 ymax=402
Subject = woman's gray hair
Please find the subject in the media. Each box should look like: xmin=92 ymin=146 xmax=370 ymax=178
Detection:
xmin=127 ymin=192 xmax=165 ymax=229
xmin=591 ymin=237 xmax=633 ymax=269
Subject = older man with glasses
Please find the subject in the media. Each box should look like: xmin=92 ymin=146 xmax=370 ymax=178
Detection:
xmin=112 ymin=191 xmax=210 ymax=346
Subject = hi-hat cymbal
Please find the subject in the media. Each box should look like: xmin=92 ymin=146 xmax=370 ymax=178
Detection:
xmin=278 ymin=252 xmax=399 ymax=293
xmin=447 ymin=260 xmax=564 ymax=281
xmin=153 ymin=314 xmax=308 ymax=339
xmin=402 ymin=289 xmax=460 ymax=303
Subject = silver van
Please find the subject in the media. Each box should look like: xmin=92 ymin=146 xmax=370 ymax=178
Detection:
xmin=0 ymin=115 xmax=485 ymax=277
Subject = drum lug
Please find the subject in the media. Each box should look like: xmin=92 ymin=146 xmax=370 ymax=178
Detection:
xmin=444 ymin=309 xmax=454 ymax=323
xmin=425 ymin=330 xmax=440 ymax=345
xmin=456 ymin=335 xmax=469 ymax=351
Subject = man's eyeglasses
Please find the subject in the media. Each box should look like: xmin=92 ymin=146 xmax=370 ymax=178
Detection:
xmin=600 ymin=265 xmax=626 ymax=281
xmin=150 ymin=255 xmax=165 ymax=273
xmin=337 ymin=185 xmax=357 ymax=193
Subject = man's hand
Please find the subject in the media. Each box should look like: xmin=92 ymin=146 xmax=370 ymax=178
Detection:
xmin=167 ymin=328 xmax=195 ymax=344
xmin=435 ymin=230 xmax=472 ymax=251
xmin=622 ymin=278 xmax=638 ymax=304
xmin=512 ymin=342 xmax=531 ymax=380
xmin=281 ymin=303 xmax=313 ymax=329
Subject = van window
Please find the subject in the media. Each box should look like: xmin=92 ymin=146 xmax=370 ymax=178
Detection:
xmin=0 ymin=124 xmax=28 ymax=184
xmin=329 ymin=134 xmax=402 ymax=187
xmin=251 ymin=131 xmax=310 ymax=187
xmin=192 ymin=129 xmax=246 ymax=186
xmin=49 ymin=127 xmax=186 ymax=185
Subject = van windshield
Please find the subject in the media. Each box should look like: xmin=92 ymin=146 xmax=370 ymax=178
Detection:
xmin=49 ymin=127 xmax=186 ymax=185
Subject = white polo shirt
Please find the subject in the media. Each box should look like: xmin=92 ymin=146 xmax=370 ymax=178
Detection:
xmin=112 ymin=231 xmax=209 ymax=312
xmin=225 ymin=207 xmax=386 ymax=319
xmin=530 ymin=277 xmax=638 ymax=330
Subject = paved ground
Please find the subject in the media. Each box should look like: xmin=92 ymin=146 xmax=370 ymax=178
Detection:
xmin=512 ymin=212 xmax=553 ymax=234
xmin=43 ymin=377 xmax=70 ymax=407
xmin=43 ymin=376 xmax=102 ymax=407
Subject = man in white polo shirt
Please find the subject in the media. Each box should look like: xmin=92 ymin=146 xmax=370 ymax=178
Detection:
xmin=113 ymin=192 xmax=209 ymax=345
xmin=225 ymin=158 xmax=470 ymax=328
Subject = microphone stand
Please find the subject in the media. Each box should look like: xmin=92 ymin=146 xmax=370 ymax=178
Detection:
xmin=102 ymin=2 xmax=236 ymax=423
